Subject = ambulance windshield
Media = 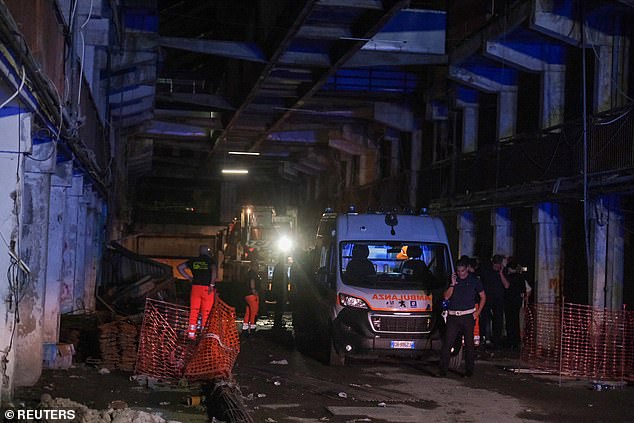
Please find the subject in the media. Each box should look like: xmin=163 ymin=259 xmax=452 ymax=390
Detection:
xmin=340 ymin=241 xmax=449 ymax=290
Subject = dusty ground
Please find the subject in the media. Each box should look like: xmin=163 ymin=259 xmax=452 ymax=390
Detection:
xmin=11 ymin=313 xmax=634 ymax=423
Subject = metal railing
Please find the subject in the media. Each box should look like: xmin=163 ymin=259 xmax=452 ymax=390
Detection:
xmin=428 ymin=105 xmax=634 ymax=202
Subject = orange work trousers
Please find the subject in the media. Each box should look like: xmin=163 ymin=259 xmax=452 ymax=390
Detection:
xmin=188 ymin=285 xmax=215 ymax=336
xmin=243 ymin=294 xmax=259 ymax=326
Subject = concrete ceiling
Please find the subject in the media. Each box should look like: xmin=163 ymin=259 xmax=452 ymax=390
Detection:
xmin=121 ymin=0 xmax=447 ymax=221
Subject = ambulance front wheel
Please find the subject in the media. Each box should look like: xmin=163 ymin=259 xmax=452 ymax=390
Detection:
xmin=448 ymin=340 xmax=464 ymax=371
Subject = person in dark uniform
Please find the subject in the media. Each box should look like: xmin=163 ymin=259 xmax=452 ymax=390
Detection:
xmin=242 ymin=259 xmax=260 ymax=335
xmin=345 ymin=244 xmax=375 ymax=282
xmin=503 ymin=261 xmax=526 ymax=349
xmin=178 ymin=244 xmax=217 ymax=340
xmin=439 ymin=257 xmax=486 ymax=377
xmin=479 ymin=254 xmax=509 ymax=348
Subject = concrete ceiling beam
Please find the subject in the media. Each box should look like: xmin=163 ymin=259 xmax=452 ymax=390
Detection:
xmin=156 ymin=93 xmax=235 ymax=111
xmin=345 ymin=50 xmax=447 ymax=67
xmin=484 ymin=41 xmax=565 ymax=72
xmin=159 ymin=37 xmax=267 ymax=63
xmin=142 ymin=121 xmax=211 ymax=137
xmin=449 ymin=65 xmax=517 ymax=94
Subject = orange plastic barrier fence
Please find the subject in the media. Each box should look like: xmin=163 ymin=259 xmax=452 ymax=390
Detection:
xmin=521 ymin=302 xmax=634 ymax=381
xmin=135 ymin=298 xmax=240 ymax=381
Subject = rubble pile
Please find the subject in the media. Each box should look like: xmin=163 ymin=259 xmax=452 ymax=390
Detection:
xmin=40 ymin=397 xmax=182 ymax=423
xmin=99 ymin=320 xmax=139 ymax=371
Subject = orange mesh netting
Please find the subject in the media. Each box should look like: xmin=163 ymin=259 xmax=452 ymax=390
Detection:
xmin=521 ymin=302 xmax=634 ymax=381
xmin=135 ymin=298 xmax=240 ymax=381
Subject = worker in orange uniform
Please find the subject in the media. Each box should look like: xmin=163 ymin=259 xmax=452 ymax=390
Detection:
xmin=242 ymin=259 xmax=261 ymax=335
xmin=178 ymin=245 xmax=217 ymax=340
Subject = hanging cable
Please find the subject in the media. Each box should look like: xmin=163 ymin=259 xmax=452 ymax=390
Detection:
xmin=0 ymin=65 xmax=26 ymax=110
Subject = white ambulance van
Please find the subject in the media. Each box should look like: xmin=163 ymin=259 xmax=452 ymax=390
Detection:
xmin=293 ymin=209 xmax=454 ymax=365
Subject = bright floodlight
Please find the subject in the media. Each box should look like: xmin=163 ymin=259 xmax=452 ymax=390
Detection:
xmin=222 ymin=169 xmax=249 ymax=174
xmin=277 ymin=235 xmax=293 ymax=253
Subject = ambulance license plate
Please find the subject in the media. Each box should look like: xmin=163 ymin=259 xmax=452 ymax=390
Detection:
xmin=390 ymin=340 xmax=415 ymax=349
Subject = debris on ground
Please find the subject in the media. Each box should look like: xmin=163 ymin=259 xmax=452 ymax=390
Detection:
xmin=268 ymin=360 xmax=288 ymax=365
xmin=39 ymin=397 xmax=182 ymax=423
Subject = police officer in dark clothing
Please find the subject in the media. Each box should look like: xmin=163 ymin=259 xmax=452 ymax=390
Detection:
xmin=479 ymin=254 xmax=509 ymax=347
xmin=504 ymin=261 xmax=526 ymax=349
xmin=439 ymin=257 xmax=486 ymax=377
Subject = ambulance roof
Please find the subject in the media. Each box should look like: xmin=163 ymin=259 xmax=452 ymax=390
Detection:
xmin=331 ymin=213 xmax=449 ymax=244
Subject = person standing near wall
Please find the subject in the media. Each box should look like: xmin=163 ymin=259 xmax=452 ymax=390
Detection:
xmin=503 ymin=260 xmax=527 ymax=350
xmin=178 ymin=244 xmax=217 ymax=340
xmin=242 ymin=259 xmax=260 ymax=335
xmin=479 ymin=254 xmax=509 ymax=348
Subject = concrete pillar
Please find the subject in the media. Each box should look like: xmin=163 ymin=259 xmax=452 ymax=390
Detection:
xmin=0 ymin=112 xmax=28 ymax=398
xmin=457 ymin=212 xmax=476 ymax=258
xmin=82 ymin=188 xmax=100 ymax=311
xmin=497 ymin=90 xmax=518 ymax=140
xmin=532 ymin=203 xmax=562 ymax=304
xmin=541 ymin=67 xmax=566 ymax=128
xmin=16 ymin=119 xmax=56 ymax=387
xmin=589 ymin=195 xmax=624 ymax=310
xmin=74 ymin=185 xmax=89 ymax=311
xmin=359 ymin=150 xmax=377 ymax=186
xmin=491 ymin=208 xmax=513 ymax=258
xmin=43 ymin=161 xmax=73 ymax=343
xmin=390 ymin=137 xmax=400 ymax=177
xmin=485 ymin=41 xmax=566 ymax=130
xmin=60 ymin=175 xmax=83 ymax=314
xmin=460 ymin=104 xmax=479 ymax=153
xmin=409 ymin=130 xmax=422 ymax=208
xmin=595 ymin=38 xmax=630 ymax=113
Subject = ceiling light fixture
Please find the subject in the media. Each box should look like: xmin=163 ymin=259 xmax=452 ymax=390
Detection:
xmin=222 ymin=169 xmax=249 ymax=174
xmin=228 ymin=151 xmax=260 ymax=156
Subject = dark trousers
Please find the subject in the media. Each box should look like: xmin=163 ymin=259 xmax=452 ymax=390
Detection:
xmin=504 ymin=302 xmax=522 ymax=347
xmin=439 ymin=314 xmax=476 ymax=373
xmin=481 ymin=299 xmax=504 ymax=344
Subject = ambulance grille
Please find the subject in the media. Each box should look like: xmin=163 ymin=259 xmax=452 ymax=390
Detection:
xmin=369 ymin=314 xmax=432 ymax=334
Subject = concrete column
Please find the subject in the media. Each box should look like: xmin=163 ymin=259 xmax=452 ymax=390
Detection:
xmin=595 ymin=38 xmax=630 ymax=113
xmin=0 ymin=112 xmax=29 ymax=397
xmin=43 ymin=161 xmax=73 ymax=343
xmin=532 ymin=203 xmax=562 ymax=304
xmin=73 ymin=186 xmax=89 ymax=311
xmin=497 ymin=90 xmax=517 ymax=140
xmin=359 ymin=150 xmax=377 ymax=186
xmin=589 ymin=195 xmax=624 ymax=310
xmin=491 ymin=208 xmax=513 ymax=258
xmin=460 ymin=104 xmax=479 ymax=153
xmin=390 ymin=138 xmax=400 ymax=177
xmin=541 ymin=67 xmax=566 ymax=128
xmin=409 ymin=130 xmax=422 ymax=208
xmin=82 ymin=188 xmax=99 ymax=312
xmin=60 ymin=175 xmax=83 ymax=314
xmin=457 ymin=212 xmax=476 ymax=258
xmin=16 ymin=121 xmax=56 ymax=387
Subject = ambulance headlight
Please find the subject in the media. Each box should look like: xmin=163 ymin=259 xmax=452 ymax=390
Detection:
xmin=338 ymin=293 xmax=369 ymax=309
xmin=276 ymin=235 xmax=293 ymax=253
